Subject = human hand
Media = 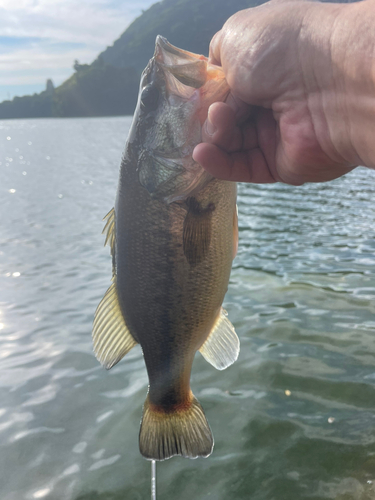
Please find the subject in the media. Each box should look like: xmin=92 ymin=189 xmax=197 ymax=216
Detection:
xmin=193 ymin=0 xmax=374 ymax=185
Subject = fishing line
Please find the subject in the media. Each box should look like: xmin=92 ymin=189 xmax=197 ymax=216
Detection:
xmin=151 ymin=460 xmax=156 ymax=500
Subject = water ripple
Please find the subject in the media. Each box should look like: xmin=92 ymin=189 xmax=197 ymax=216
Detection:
xmin=1 ymin=118 xmax=375 ymax=500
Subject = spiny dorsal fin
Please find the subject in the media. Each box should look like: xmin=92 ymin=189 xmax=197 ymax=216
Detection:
xmin=199 ymin=308 xmax=239 ymax=370
xmin=102 ymin=208 xmax=115 ymax=256
xmin=102 ymin=208 xmax=116 ymax=276
xmin=139 ymin=393 xmax=213 ymax=461
xmin=93 ymin=282 xmax=137 ymax=370
xmin=183 ymin=197 xmax=215 ymax=266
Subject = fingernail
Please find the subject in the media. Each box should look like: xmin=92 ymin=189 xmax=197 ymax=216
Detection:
xmin=192 ymin=146 xmax=199 ymax=163
xmin=205 ymin=114 xmax=216 ymax=136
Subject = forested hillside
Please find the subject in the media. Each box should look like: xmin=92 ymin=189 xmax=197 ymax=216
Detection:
xmin=0 ymin=0 xmax=352 ymax=119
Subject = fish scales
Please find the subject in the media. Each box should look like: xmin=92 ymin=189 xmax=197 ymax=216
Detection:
xmin=93 ymin=36 xmax=240 ymax=461
xmin=117 ymin=170 xmax=235 ymax=404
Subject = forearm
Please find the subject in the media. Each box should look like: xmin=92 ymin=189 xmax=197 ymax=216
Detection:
xmin=302 ymin=0 xmax=375 ymax=168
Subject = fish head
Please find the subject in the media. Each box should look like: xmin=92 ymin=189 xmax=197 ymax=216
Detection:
xmin=129 ymin=36 xmax=229 ymax=203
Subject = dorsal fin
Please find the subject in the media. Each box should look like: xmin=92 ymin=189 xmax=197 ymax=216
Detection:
xmin=199 ymin=308 xmax=239 ymax=370
xmin=102 ymin=208 xmax=115 ymax=250
xmin=102 ymin=208 xmax=116 ymax=275
xmin=93 ymin=282 xmax=137 ymax=370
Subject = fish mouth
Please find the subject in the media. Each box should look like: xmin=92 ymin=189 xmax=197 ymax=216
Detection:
xmin=153 ymin=36 xmax=208 ymax=89
xmin=154 ymin=35 xmax=206 ymax=63
xmin=152 ymin=35 xmax=229 ymax=104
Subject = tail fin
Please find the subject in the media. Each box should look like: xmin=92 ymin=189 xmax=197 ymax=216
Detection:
xmin=139 ymin=394 xmax=214 ymax=461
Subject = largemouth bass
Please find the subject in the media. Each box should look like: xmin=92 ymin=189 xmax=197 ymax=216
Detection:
xmin=93 ymin=36 xmax=239 ymax=461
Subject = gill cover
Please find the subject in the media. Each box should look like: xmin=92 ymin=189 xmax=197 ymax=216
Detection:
xmin=137 ymin=36 xmax=229 ymax=203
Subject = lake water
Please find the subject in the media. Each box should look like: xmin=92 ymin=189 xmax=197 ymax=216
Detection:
xmin=1 ymin=116 xmax=375 ymax=500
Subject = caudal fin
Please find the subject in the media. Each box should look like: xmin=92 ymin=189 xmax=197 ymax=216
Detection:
xmin=139 ymin=394 xmax=213 ymax=461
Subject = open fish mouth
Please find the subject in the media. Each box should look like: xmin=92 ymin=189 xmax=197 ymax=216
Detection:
xmin=154 ymin=35 xmax=209 ymax=89
xmin=153 ymin=35 xmax=229 ymax=104
xmin=134 ymin=36 xmax=229 ymax=204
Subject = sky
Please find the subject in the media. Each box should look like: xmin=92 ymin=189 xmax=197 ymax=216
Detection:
xmin=0 ymin=0 xmax=156 ymax=103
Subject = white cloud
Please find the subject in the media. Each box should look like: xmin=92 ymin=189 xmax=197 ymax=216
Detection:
xmin=0 ymin=0 xmax=156 ymax=93
xmin=0 ymin=47 xmax=94 ymax=85
xmin=0 ymin=0 xmax=154 ymax=47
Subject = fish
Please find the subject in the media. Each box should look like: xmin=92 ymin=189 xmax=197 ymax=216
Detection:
xmin=92 ymin=36 xmax=239 ymax=461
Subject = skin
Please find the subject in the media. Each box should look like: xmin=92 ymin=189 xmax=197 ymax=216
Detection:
xmin=193 ymin=0 xmax=375 ymax=185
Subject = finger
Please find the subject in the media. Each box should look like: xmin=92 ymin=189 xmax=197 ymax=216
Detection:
xmin=193 ymin=143 xmax=277 ymax=183
xmin=225 ymin=93 xmax=252 ymax=123
xmin=242 ymin=121 xmax=258 ymax=150
xmin=255 ymin=108 xmax=282 ymax=182
xmin=208 ymin=31 xmax=222 ymax=65
xmin=202 ymin=102 xmax=256 ymax=152
xmin=202 ymin=102 xmax=241 ymax=151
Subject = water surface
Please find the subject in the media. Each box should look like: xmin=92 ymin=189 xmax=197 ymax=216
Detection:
xmin=1 ymin=117 xmax=375 ymax=500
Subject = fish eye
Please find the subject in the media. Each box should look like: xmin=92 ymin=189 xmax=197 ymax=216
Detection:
xmin=140 ymin=85 xmax=159 ymax=111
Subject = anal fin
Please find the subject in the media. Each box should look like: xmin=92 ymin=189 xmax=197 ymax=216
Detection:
xmin=199 ymin=308 xmax=239 ymax=370
xmin=93 ymin=282 xmax=137 ymax=369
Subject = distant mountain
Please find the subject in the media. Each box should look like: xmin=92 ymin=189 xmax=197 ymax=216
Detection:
xmin=0 ymin=0 xmax=354 ymax=119
xmin=98 ymin=0 xmax=260 ymax=72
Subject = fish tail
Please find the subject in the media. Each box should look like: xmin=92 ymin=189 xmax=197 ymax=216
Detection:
xmin=139 ymin=393 xmax=213 ymax=461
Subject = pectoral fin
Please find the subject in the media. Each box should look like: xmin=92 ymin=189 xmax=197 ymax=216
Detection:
xmin=199 ymin=309 xmax=239 ymax=370
xmin=93 ymin=282 xmax=137 ymax=369
xmin=183 ymin=197 xmax=214 ymax=266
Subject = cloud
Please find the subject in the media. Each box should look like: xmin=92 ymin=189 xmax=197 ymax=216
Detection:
xmin=0 ymin=47 xmax=93 ymax=86
xmin=0 ymin=0 xmax=156 ymax=95
xmin=0 ymin=0 xmax=155 ymax=47
xmin=0 ymin=40 xmax=98 ymax=87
